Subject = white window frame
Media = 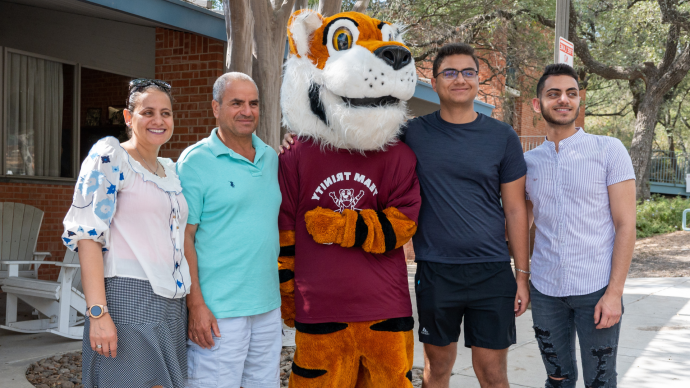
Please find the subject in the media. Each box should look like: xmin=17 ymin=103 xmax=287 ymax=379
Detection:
xmin=2 ymin=47 xmax=80 ymax=183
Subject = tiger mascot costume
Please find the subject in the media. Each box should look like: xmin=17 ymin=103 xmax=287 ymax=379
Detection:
xmin=278 ymin=9 xmax=421 ymax=388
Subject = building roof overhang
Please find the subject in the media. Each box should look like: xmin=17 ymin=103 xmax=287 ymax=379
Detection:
xmin=4 ymin=0 xmax=226 ymax=40
xmin=81 ymin=0 xmax=226 ymax=40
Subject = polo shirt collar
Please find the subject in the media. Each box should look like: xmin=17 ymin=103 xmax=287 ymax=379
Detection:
xmin=208 ymin=127 xmax=269 ymax=164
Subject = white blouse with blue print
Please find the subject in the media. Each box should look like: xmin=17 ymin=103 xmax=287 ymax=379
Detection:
xmin=62 ymin=137 xmax=191 ymax=299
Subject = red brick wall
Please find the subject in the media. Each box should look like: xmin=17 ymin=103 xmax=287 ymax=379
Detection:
xmin=154 ymin=27 xmax=225 ymax=159
xmin=514 ymin=97 xmax=547 ymax=137
xmin=475 ymin=48 xmax=509 ymax=121
xmin=0 ymin=183 xmax=74 ymax=280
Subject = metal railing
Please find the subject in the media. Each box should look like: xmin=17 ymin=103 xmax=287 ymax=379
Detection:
xmin=518 ymin=141 xmax=688 ymax=189
xmin=649 ymin=155 xmax=689 ymax=185
xmin=519 ymin=136 xmax=545 ymax=152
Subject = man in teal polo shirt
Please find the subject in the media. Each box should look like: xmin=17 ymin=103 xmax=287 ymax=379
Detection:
xmin=177 ymin=72 xmax=282 ymax=388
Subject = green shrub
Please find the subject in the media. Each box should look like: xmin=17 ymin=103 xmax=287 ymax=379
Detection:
xmin=636 ymin=195 xmax=690 ymax=238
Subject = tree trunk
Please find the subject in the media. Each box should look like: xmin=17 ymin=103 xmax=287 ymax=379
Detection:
xmin=352 ymin=0 xmax=370 ymax=12
xmin=318 ymin=0 xmax=342 ymax=17
xmin=643 ymin=151 xmax=651 ymax=196
xmin=295 ymin=0 xmax=308 ymax=10
xmin=224 ymin=0 xmax=253 ymax=75
xmin=251 ymin=0 xmax=296 ymax=150
xmin=629 ymin=92 xmax=663 ymax=200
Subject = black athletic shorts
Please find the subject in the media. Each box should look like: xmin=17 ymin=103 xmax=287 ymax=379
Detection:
xmin=415 ymin=261 xmax=517 ymax=349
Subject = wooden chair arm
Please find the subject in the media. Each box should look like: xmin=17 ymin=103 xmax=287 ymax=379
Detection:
xmin=1 ymin=260 xmax=59 ymax=277
xmin=55 ymin=263 xmax=81 ymax=268
xmin=33 ymin=252 xmax=52 ymax=258
xmin=0 ymin=260 xmax=58 ymax=265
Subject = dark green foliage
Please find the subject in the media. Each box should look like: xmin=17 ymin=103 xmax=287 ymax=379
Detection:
xmin=636 ymin=195 xmax=690 ymax=238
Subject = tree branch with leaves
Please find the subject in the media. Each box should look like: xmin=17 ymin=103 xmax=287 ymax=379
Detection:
xmin=531 ymin=0 xmax=690 ymax=199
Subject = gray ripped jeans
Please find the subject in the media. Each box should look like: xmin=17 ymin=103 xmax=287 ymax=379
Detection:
xmin=530 ymin=283 xmax=622 ymax=388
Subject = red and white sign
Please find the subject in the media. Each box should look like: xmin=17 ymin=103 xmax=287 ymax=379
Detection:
xmin=558 ymin=37 xmax=574 ymax=67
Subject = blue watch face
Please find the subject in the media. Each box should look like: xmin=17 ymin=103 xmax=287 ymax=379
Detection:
xmin=91 ymin=306 xmax=102 ymax=316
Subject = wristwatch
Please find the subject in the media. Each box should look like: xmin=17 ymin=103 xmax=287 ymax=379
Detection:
xmin=86 ymin=304 xmax=108 ymax=318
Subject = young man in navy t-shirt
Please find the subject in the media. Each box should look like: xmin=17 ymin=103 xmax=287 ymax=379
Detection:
xmin=403 ymin=43 xmax=530 ymax=388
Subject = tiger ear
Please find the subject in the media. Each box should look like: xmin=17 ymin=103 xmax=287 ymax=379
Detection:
xmin=288 ymin=9 xmax=324 ymax=57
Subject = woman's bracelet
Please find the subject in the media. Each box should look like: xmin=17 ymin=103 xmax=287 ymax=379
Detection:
xmin=516 ymin=268 xmax=531 ymax=275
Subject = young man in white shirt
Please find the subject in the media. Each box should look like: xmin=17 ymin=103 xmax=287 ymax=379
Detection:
xmin=525 ymin=64 xmax=637 ymax=388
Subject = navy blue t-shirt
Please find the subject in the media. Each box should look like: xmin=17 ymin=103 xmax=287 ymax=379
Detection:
xmin=401 ymin=111 xmax=526 ymax=264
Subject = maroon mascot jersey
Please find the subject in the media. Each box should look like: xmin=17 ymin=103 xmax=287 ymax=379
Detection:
xmin=278 ymin=138 xmax=420 ymax=323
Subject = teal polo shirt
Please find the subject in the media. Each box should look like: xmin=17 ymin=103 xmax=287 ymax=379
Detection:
xmin=177 ymin=128 xmax=281 ymax=318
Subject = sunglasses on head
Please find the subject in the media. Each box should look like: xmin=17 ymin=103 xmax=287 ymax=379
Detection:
xmin=128 ymin=78 xmax=171 ymax=94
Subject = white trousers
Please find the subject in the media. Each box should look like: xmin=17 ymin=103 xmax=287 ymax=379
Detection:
xmin=185 ymin=308 xmax=282 ymax=388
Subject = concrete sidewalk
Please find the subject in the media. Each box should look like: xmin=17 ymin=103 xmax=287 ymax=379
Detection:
xmin=2 ymin=275 xmax=690 ymax=387
xmin=0 ymin=293 xmax=81 ymax=388
xmin=407 ymin=268 xmax=690 ymax=388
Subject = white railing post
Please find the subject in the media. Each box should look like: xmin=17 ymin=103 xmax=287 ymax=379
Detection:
xmin=518 ymin=136 xmax=546 ymax=153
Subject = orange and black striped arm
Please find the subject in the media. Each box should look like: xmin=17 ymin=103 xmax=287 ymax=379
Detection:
xmin=279 ymin=230 xmax=296 ymax=328
xmin=304 ymin=206 xmax=417 ymax=254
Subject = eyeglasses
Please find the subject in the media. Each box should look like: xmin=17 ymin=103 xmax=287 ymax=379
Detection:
xmin=434 ymin=68 xmax=478 ymax=80
xmin=128 ymin=78 xmax=171 ymax=93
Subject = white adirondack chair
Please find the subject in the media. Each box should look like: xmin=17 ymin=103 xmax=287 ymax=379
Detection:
xmin=1 ymin=249 xmax=85 ymax=340
xmin=0 ymin=202 xmax=51 ymax=283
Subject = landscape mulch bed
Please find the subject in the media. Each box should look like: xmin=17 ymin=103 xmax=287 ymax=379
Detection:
xmin=26 ymin=353 xmax=81 ymax=388
xmin=27 ymin=348 xmax=424 ymax=387
xmin=630 ymin=231 xmax=690 ymax=278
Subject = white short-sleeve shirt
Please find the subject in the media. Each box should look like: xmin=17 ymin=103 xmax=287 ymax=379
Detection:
xmin=63 ymin=137 xmax=191 ymax=299
xmin=525 ymin=128 xmax=635 ymax=297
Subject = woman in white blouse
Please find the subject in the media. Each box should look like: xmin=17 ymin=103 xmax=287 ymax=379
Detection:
xmin=63 ymin=79 xmax=190 ymax=388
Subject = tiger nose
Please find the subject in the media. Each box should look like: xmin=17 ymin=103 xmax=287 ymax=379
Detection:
xmin=374 ymin=46 xmax=412 ymax=71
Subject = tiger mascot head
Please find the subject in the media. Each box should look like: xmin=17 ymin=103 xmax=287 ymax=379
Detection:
xmin=281 ymin=10 xmax=416 ymax=151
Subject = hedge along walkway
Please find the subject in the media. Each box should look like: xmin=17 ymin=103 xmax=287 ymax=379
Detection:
xmin=631 ymin=231 xmax=690 ymax=278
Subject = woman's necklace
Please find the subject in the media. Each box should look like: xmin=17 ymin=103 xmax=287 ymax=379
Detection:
xmin=135 ymin=146 xmax=161 ymax=177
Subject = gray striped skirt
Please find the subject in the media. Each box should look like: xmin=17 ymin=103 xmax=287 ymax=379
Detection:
xmin=82 ymin=277 xmax=187 ymax=388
